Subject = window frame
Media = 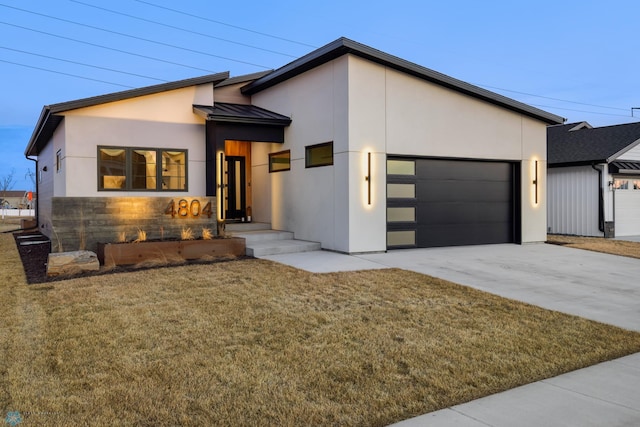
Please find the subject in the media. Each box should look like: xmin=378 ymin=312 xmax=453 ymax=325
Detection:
xmin=269 ymin=150 xmax=291 ymax=173
xmin=305 ymin=142 xmax=333 ymax=168
xmin=97 ymin=146 xmax=188 ymax=192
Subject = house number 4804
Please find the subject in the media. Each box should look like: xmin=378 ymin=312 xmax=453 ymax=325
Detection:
xmin=165 ymin=199 xmax=213 ymax=218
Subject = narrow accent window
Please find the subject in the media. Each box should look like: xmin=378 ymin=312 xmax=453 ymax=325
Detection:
xmin=305 ymin=142 xmax=333 ymax=168
xmin=269 ymin=150 xmax=291 ymax=173
xmin=56 ymin=149 xmax=62 ymax=173
xmin=98 ymin=146 xmax=187 ymax=191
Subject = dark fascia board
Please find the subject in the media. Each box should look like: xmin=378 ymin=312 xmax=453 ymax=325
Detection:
xmin=548 ymin=160 xmax=608 ymax=168
xmin=242 ymin=37 xmax=565 ymax=125
xmin=215 ymin=70 xmax=273 ymax=88
xmin=47 ymin=72 xmax=229 ymax=114
xmin=25 ymin=72 xmax=229 ymax=156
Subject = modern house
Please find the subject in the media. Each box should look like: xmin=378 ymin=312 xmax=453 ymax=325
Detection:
xmin=548 ymin=121 xmax=640 ymax=237
xmin=25 ymin=37 xmax=563 ymax=254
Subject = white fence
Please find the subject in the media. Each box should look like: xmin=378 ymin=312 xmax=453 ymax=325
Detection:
xmin=1 ymin=209 xmax=35 ymax=218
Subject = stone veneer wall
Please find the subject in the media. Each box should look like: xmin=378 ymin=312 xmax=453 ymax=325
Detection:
xmin=47 ymin=196 xmax=217 ymax=252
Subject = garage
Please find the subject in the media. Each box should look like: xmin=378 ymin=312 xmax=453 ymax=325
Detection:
xmin=387 ymin=157 xmax=520 ymax=248
xmin=613 ymin=177 xmax=640 ymax=236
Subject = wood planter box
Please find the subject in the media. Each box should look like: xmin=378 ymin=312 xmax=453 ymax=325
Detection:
xmin=97 ymin=238 xmax=246 ymax=267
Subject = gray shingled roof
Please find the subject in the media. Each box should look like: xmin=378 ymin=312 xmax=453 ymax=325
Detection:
xmin=242 ymin=37 xmax=565 ymax=125
xmin=548 ymin=121 xmax=640 ymax=166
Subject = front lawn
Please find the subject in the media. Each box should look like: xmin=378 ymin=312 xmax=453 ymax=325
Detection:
xmin=2 ymin=233 xmax=640 ymax=426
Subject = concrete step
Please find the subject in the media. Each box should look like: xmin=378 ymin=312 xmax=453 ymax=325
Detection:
xmin=247 ymin=239 xmax=322 ymax=257
xmin=225 ymin=222 xmax=271 ymax=232
xmin=230 ymin=230 xmax=294 ymax=244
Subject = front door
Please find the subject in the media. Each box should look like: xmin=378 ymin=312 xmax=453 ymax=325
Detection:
xmin=224 ymin=156 xmax=246 ymax=220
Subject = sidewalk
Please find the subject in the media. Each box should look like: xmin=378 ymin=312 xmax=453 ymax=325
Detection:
xmin=260 ymin=244 xmax=640 ymax=426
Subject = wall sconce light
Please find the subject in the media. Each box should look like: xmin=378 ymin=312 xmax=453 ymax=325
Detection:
xmin=365 ymin=152 xmax=371 ymax=205
xmin=532 ymin=160 xmax=538 ymax=204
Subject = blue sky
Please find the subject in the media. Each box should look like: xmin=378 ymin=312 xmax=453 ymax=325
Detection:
xmin=1 ymin=0 xmax=639 ymax=190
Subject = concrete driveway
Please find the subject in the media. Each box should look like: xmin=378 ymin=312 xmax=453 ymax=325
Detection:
xmin=357 ymin=243 xmax=640 ymax=332
xmin=261 ymin=243 xmax=640 ymax=426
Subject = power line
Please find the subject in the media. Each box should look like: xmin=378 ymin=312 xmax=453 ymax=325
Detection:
xmin=0 ymin=46 xmax=168 ymax=82
xmin=133 ymin=0 xmax=317 ymax=49
xmin=70 ymin=0 xmax=298 ymax=59
xmin=529 ymin=103 xmax=636 ymax=119
xmin=0 ymin=59 xmax=134 ymax=88
xmin=476 ymin=83 xmax=629 ymax=112
xmin=0 ymin=21 xmax=218 ymax=73
xmin=0 ymin=4 xmax=272 ymax=69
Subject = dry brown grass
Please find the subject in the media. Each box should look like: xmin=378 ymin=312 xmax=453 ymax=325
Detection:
xmin=547 ymin=234 xmax=640 ymax=259
xmin=0 ymin=217 xmax=26 ymax=233
xmin=2 ymin=234 xmax=640 ymax=426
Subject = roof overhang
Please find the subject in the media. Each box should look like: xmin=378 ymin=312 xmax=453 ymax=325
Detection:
xmin=242 ymin=37 xmax=565 ymax=125
xmin=193 ymin=103 xmax=292 ymax=127
xmin=25 ymin=72 xmax=230 ymax=157
xmin=609 ymin=160 xmax=640 ymax=175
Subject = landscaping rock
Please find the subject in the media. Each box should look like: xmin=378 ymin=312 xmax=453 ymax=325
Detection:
xmin=47 ymin=251 xmax=100 ymax=277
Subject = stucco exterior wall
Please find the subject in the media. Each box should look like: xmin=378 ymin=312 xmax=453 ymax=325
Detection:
xmin=251 ymin=57 xmax=349 ymax=251
xmin=251 ymin=54 xmax=549 ymax=251
xmin=37 ymin=121 xmax=63 ymax=237
xmin=349 ymin=55 xmax=548 ymax=246
xmin=60 ymin=115 xmax=207 ymax=197
xmin=57 ymin=84 xmax=211 ymax=198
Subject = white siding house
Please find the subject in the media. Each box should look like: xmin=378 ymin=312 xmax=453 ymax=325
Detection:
xmin=548 ymin=121 xmax=640 ymax=237
xmin=26 ymin=38 xmax=563 ymax=255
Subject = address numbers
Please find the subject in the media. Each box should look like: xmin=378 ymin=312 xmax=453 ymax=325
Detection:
xmin=165 ymin=199 xmax=213 ymax=218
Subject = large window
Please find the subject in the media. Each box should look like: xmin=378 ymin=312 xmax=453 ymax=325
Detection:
xmin=98 ymin=146 xmax=187 ymax=191
xmin=269 ymin=150 xmax=291 ymax=173
xmin=305 ymin=142 xmax=333 ymax=168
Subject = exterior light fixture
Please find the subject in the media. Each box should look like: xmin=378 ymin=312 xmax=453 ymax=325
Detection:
xmin=365 ymin=152 xmax=371 ymax=205
xmin=532 ymin=160 xmax=538 ymax=204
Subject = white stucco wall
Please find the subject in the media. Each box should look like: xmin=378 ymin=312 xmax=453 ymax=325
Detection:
xmin=252 ymin=54 xmax=550 ymax=251
xmin=36 ymin=124 xmax=57 ymax=235
xmin=58 ymin=85 xmax=211 ymax=197
xmin=251 ymin=58 xmax=349 ymax=251
xmin=349 ymin=56 xmax=548 ymax=245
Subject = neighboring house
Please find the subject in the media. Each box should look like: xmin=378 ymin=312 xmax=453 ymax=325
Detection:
xmin=25 ymin=37 xmax=563 ymax=254
xmin=0 ymin=190 xmax=34 ymax=209
xmin=547 ymin=121 xmax=640 ymax=237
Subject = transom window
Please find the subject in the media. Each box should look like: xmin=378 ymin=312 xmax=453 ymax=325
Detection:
xmin=98 ymin=146 xmax=187 ymax=191
xmin=613 ymin=179 xmax=640 ymax=190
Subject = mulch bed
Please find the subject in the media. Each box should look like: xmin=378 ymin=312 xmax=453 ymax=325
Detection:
xmin=12 ymin=231 xmax=253 ymax=284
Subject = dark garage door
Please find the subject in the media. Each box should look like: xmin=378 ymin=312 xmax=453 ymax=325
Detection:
xmin=387 ymin=157 xmax=520 ymax=248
